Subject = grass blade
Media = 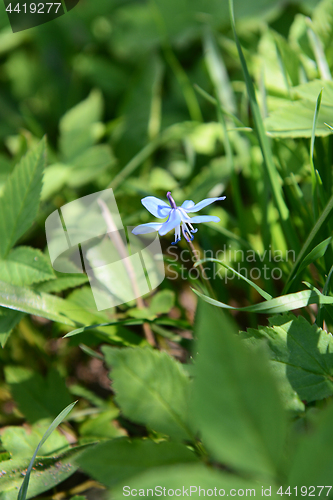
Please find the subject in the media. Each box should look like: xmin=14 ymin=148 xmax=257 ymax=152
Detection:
xmin=194 ymin=257 xmax=272 ymax=300
xmin=310 ymin=88 xmax=323 ymax=220
xmin=193 ymin=287 xmax=333 ymax=314
xmin=284 ymin=194 xmax=333 ymax=292
xmin=228 ymin=0 xmax=299 ymax=253
xmin=17 ymin=401 xmax=77 ymax=500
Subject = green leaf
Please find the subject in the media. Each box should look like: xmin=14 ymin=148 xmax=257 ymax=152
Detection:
xmin=265 ymin=99 xmax=333 ymax=138
xmin=0 ymin=280 xmax=142 ymax=346
xmin=244 ymin=314 xmax=333 ymax=402
xmin=4 ymin=367 xmax=73 ymax=424
xmin=1 ymin=421 xmax=69 ymax=458
xmin=193 ymin=287 xmax=333 ymax=314
xmin=0 ymin=445 xmax=87 ymax=500
xmin=35 ymin=274 xmax=88 ymax=293
xmin=78 ymin=408 xmax=126 ymax=440
xmin=266 ymin=80 xmax=333 ymax=138
xmin=77 ymin=438 xmax=199 ymax=488
xmin=283 ymin=193 xmax=333 ymax=293
xmin=191 ymin=301 xmax=287 ymax=478
xmin=150 ymin=290 xmax=175 ymax=315
xmin=59 ymin=90 xmax=104 ymax=161
xmin=0 ymin=138 xmax=46 ymax=258
xmin=0 ymin=247 xmax=55 ymax=286
xmin=0 ymin=308 xmax=24 ymax=347
xmin=103 ymin=346 xmax=193 ymax=441
xmin=67 ymin=145 xmax=115 ymax=188
xmin=288 ymin=402 xmax=333 ymax=489
xmin=285 ymin=236 xmax=332 ymax=292
xmin=195 ymin=258 xmax=272 ymax=300
xmin=111 ymin=464 xmax=279 ymax=500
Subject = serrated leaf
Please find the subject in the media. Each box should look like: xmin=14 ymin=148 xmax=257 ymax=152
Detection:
xmin=244 ymin=314 xmax=333 ymax=402
xmin=103 ymin=346 xmax=193 ymax=441
xmin=0 ymin=247 xmax=55 ymax=286
xmin=191 ymin=300 xmax=287 ymax=478
xmin=0 ymin=139 xmax=46 ymax=258
xmin=77 ymin=438 xmax=199 ymax=488
xmin=4 ymin=367 xmax=72 ymax=424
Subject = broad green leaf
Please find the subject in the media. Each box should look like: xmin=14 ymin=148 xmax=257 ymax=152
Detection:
xmin=1 ymin=421 xmax=68 ymax=458
xmin=193 ymin=287 xmax=333 ymax=314
xmin=67 ymin=145 xmax=115 ymax=188
xmin=266 ymin=80 xmax=333 ymax=138
xmin=78 ymin=409 xmax=126 ymax=439
xmin=4 ymin=367 xmax=72 ymax=423
xmin=35 ymin=274 xmax=88 ymax=293
xmin=103 ymin=346 xmax=193 ymax=441
xmin=244 ymin=314 xmax=333 ymax=402
xmin=66 ymin=286 xmax=144 ymax=346
xmin=111 ymin=463 xmax=280 ymax=500
xmin=0 ymin=445 xmax=87 ymax=500
xmin=0 ymin=280 xmax=142 ymax=346
xmin=265 ymin=99 xmax=333 ymax=138
xmin=288 ymin=402 xmax=333 ymax=489
xmin=312 ymin=0 xmax=333 ymax=49
xmin=59 ymin=90 xmax=104 ymax=161
xmin=0 ymin=308 xmax=24 ymax=347
xmin=150 ymin=290 xmax=175 ymax=315
xmin=77 ymin=438 xmax=199 ymax=488
xmin=267 ymin=362 xmax=305 ymax=413
xmin=0 ymin=138 xmax=46 ymax=258
xmin=0 ymin=246 xmax=55 ymax=286
xmin=191 ymin=301 xmax=287 ymax=478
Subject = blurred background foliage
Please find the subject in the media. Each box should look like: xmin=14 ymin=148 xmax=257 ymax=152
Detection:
xmin=2 ymin=0 xmax=333 ymax=497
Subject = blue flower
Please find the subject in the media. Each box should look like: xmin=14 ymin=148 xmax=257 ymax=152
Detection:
xmin=132 ymin=192 xmax=226 ymax=245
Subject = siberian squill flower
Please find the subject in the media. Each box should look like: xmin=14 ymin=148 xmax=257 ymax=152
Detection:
xmin=132 ymin=192 xmax=226 ymax=245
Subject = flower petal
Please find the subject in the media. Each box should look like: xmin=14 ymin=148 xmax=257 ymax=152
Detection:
xmin=159 ymin=209 xmax=182 ymax=236
xmin=141 ymin=196 xmax=171 ymax=218
xmin=189 ymin=215 xmax=220 ymax=223
xmin=180 ymin=200 xmax=195 ymax=210
xmin=132 ymin=222 xmax=163 ymax=235
xmin=184 ymin=196 xmax=226 ymax=213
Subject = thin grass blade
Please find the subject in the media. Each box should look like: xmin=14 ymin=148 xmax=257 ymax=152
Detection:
xmin=17 ymin=401 xmax=77 ymax=500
